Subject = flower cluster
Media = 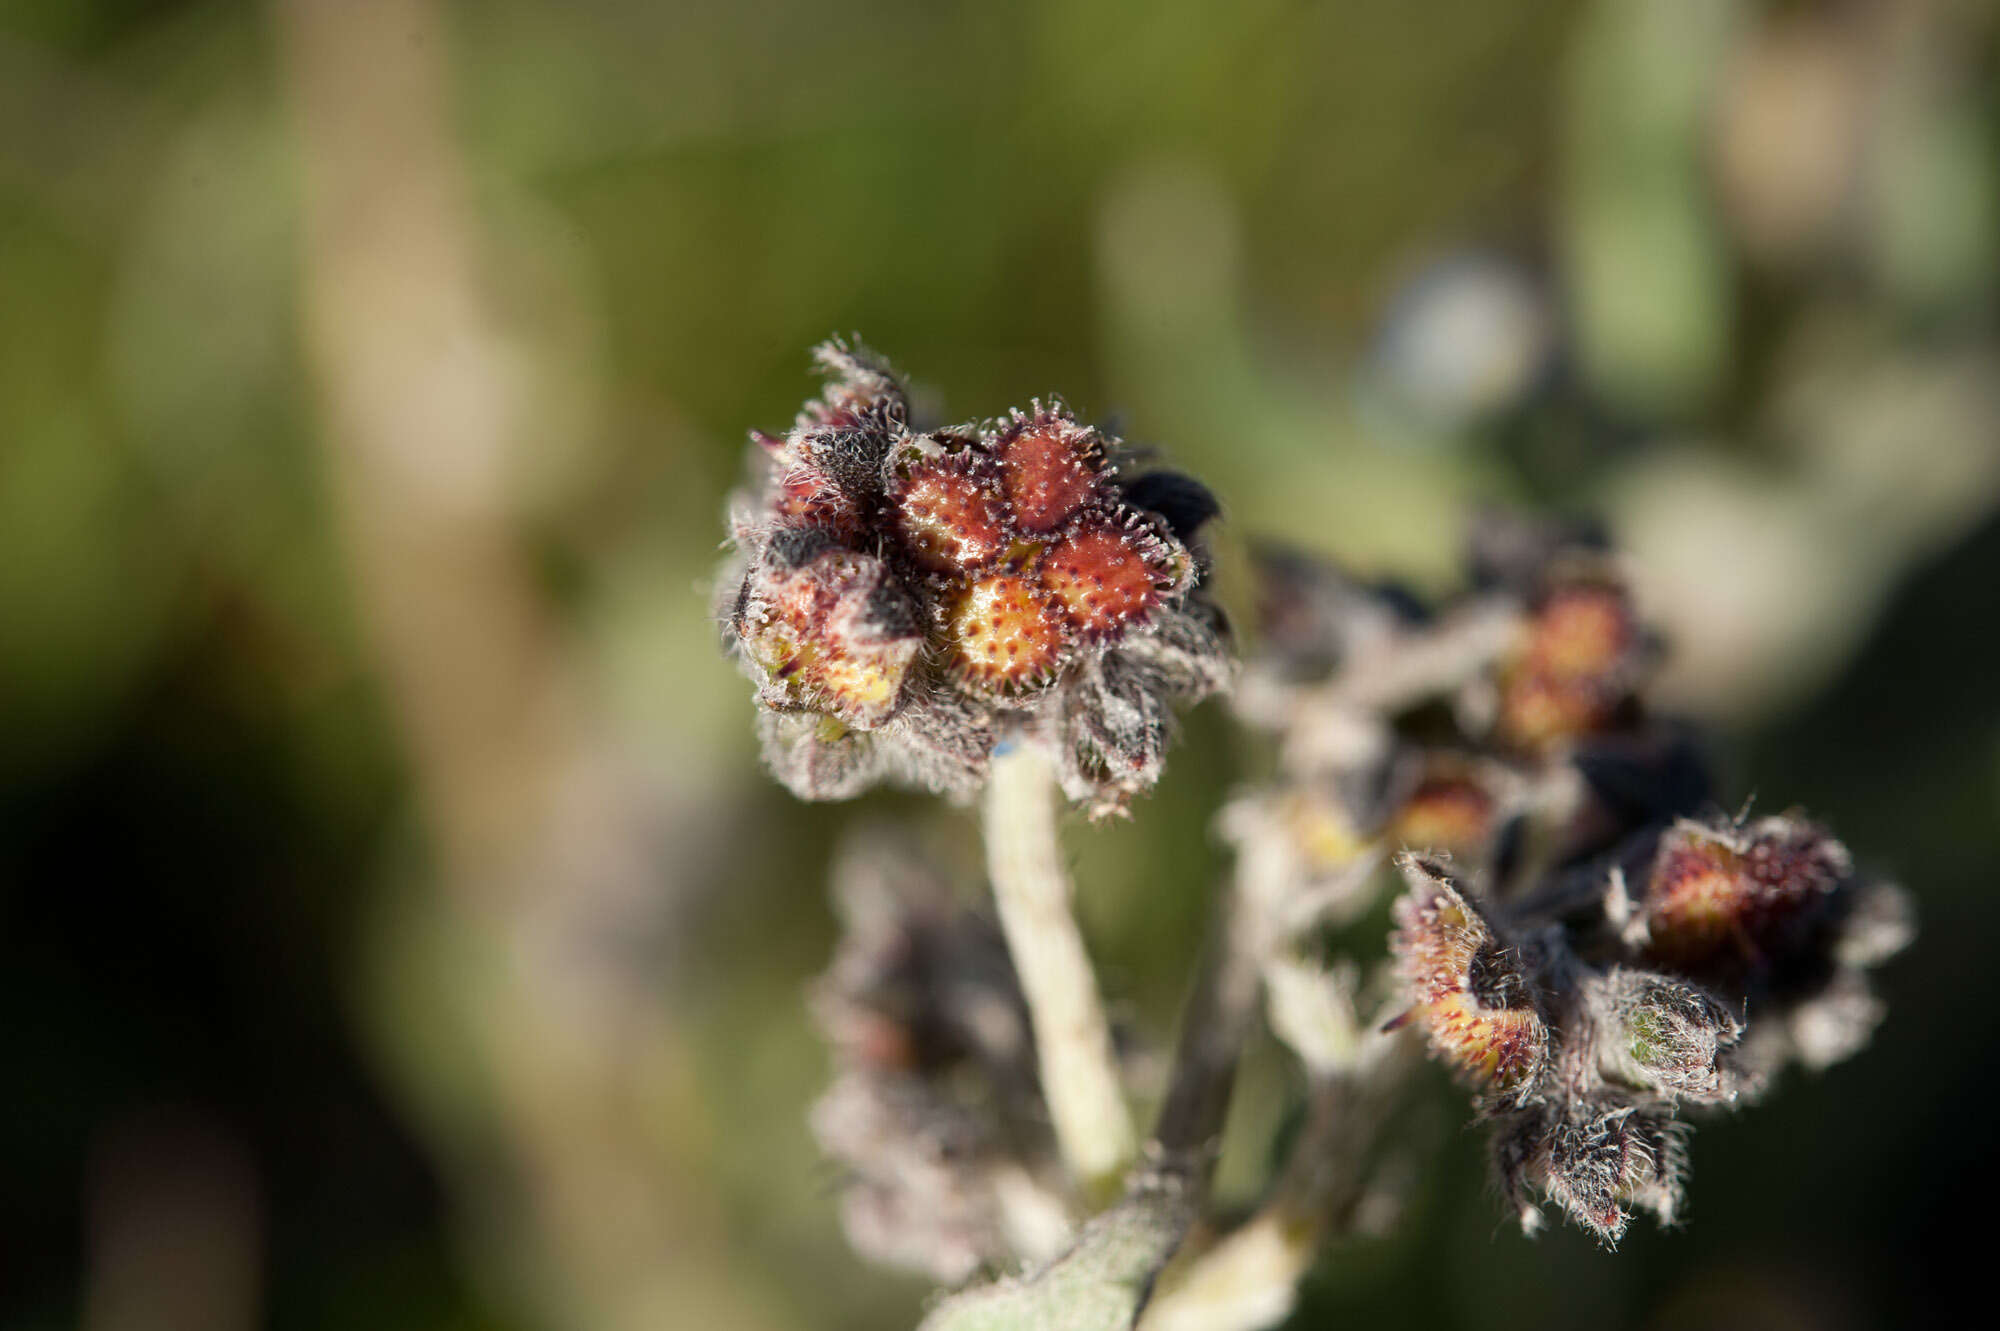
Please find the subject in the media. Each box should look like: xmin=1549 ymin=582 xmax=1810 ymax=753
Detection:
xmin=1232 ymin=513 xmax=1911 ymax=1243
xmin=1229 ymin=514 xmax=1693 ymax=923
xmin=1391 ymin=818 xmax=1906 ymax=1244
xmin=720 ymin=341 xmax=1230 ymax=815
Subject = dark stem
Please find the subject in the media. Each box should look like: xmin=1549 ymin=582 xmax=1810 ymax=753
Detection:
xmin=1151 ymin=868 xmax=1270 ymax=1170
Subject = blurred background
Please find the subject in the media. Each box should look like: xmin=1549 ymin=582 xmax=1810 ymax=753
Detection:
xmin=3 ymin=0 xmax=1997 ymax=1327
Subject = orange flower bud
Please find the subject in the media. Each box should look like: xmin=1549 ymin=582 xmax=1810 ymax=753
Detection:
xmin=1390 ymin=855 xmax=1548 ymax=1093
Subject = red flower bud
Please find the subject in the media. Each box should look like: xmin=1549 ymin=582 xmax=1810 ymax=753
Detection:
xmin=1390 ymin=762 xmax=1501 ymax=863
xmin=1495 ymin=576 xmax=1647 ymax=752
xmin=1642 ymin=815 xmax=1849 ymax=968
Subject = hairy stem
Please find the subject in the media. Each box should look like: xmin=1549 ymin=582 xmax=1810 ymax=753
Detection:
xmin=984 ymin=744 xmax=1136 ymax=1197
xmin=1139 ymin=1021 xmax=1421 ymax=1331
xmin=1152 ymin=849 xmax=1274 ymax=1166
xmin=1137 ymin=825 xmax=1414 ymax=1331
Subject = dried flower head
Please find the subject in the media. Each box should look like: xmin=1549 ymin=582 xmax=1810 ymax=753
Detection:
xmin=721 ymin=341 xmax=1230 ymax=814
xmin=809 ymin=836 xmax=1069 ymax=1282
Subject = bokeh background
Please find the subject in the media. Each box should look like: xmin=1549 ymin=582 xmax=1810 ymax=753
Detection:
xmin=4 ymin=0 xmax=1997 ymax=1327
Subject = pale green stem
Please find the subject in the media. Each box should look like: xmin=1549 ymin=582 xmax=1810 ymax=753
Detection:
xmin=983 ymin=744 xmax=1136 ymax=1197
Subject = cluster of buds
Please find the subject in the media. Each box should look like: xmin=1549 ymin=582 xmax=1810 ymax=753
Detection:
xmin=808 ymin=837 xmax=1072 ymax=1282
xmin=1229 ymin=514 xmax=1702 ymax=924
xmin=1233 ymin=514 xmax=1911 ymax=1243
xmin=1392 ymin=805 xmax=1907 ymax=1243
xmin=719 ymin=341 xmax=1230 ymax=815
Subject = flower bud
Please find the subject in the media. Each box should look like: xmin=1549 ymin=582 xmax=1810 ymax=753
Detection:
xmin=1389 ymin=855 xmax=1549 ymax=1094
xmin=1494 ymin=575 xmax=1648 ymax=753
xmin=1587 ymin=968 xmax=1743 ymax=1102
xmin=1243 ymin=514 xmax=1918 ymax=1249
xmin=810 ymin=1071 xmax=1018 ymax=1283
xmin=1834 ymin=880 xmax=1916 ymax=970
xmin=1641 ymin=815 xmax=1850 ymax=968
xmin=1388 ymin=760 xmax=1501 ymax=864
xmin=1536 ymin=1105 xmax=1686 ymax=1245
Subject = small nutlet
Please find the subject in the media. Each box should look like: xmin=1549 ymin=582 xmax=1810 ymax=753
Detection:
xmin=992 ymin=408 xmax=1104 ymax=532
xmin=733 ymin=538 xmax=924 ymax=729
xmin=889 ymin=452 xmax=1010 ymax=573
xmin=1390 ymin=854 xmax=1549 ymax=1094
xmin=1041 ymin=519 xmax=1181 ymax=641
xmin=945 ymin=572 xmax=1066 ymax=693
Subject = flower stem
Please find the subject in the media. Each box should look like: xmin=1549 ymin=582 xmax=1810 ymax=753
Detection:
xmin=1150 ymin=866 xmax=1268 ymax=1167
xmin=984 ymin=744 xmax=1136 ymax=1198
